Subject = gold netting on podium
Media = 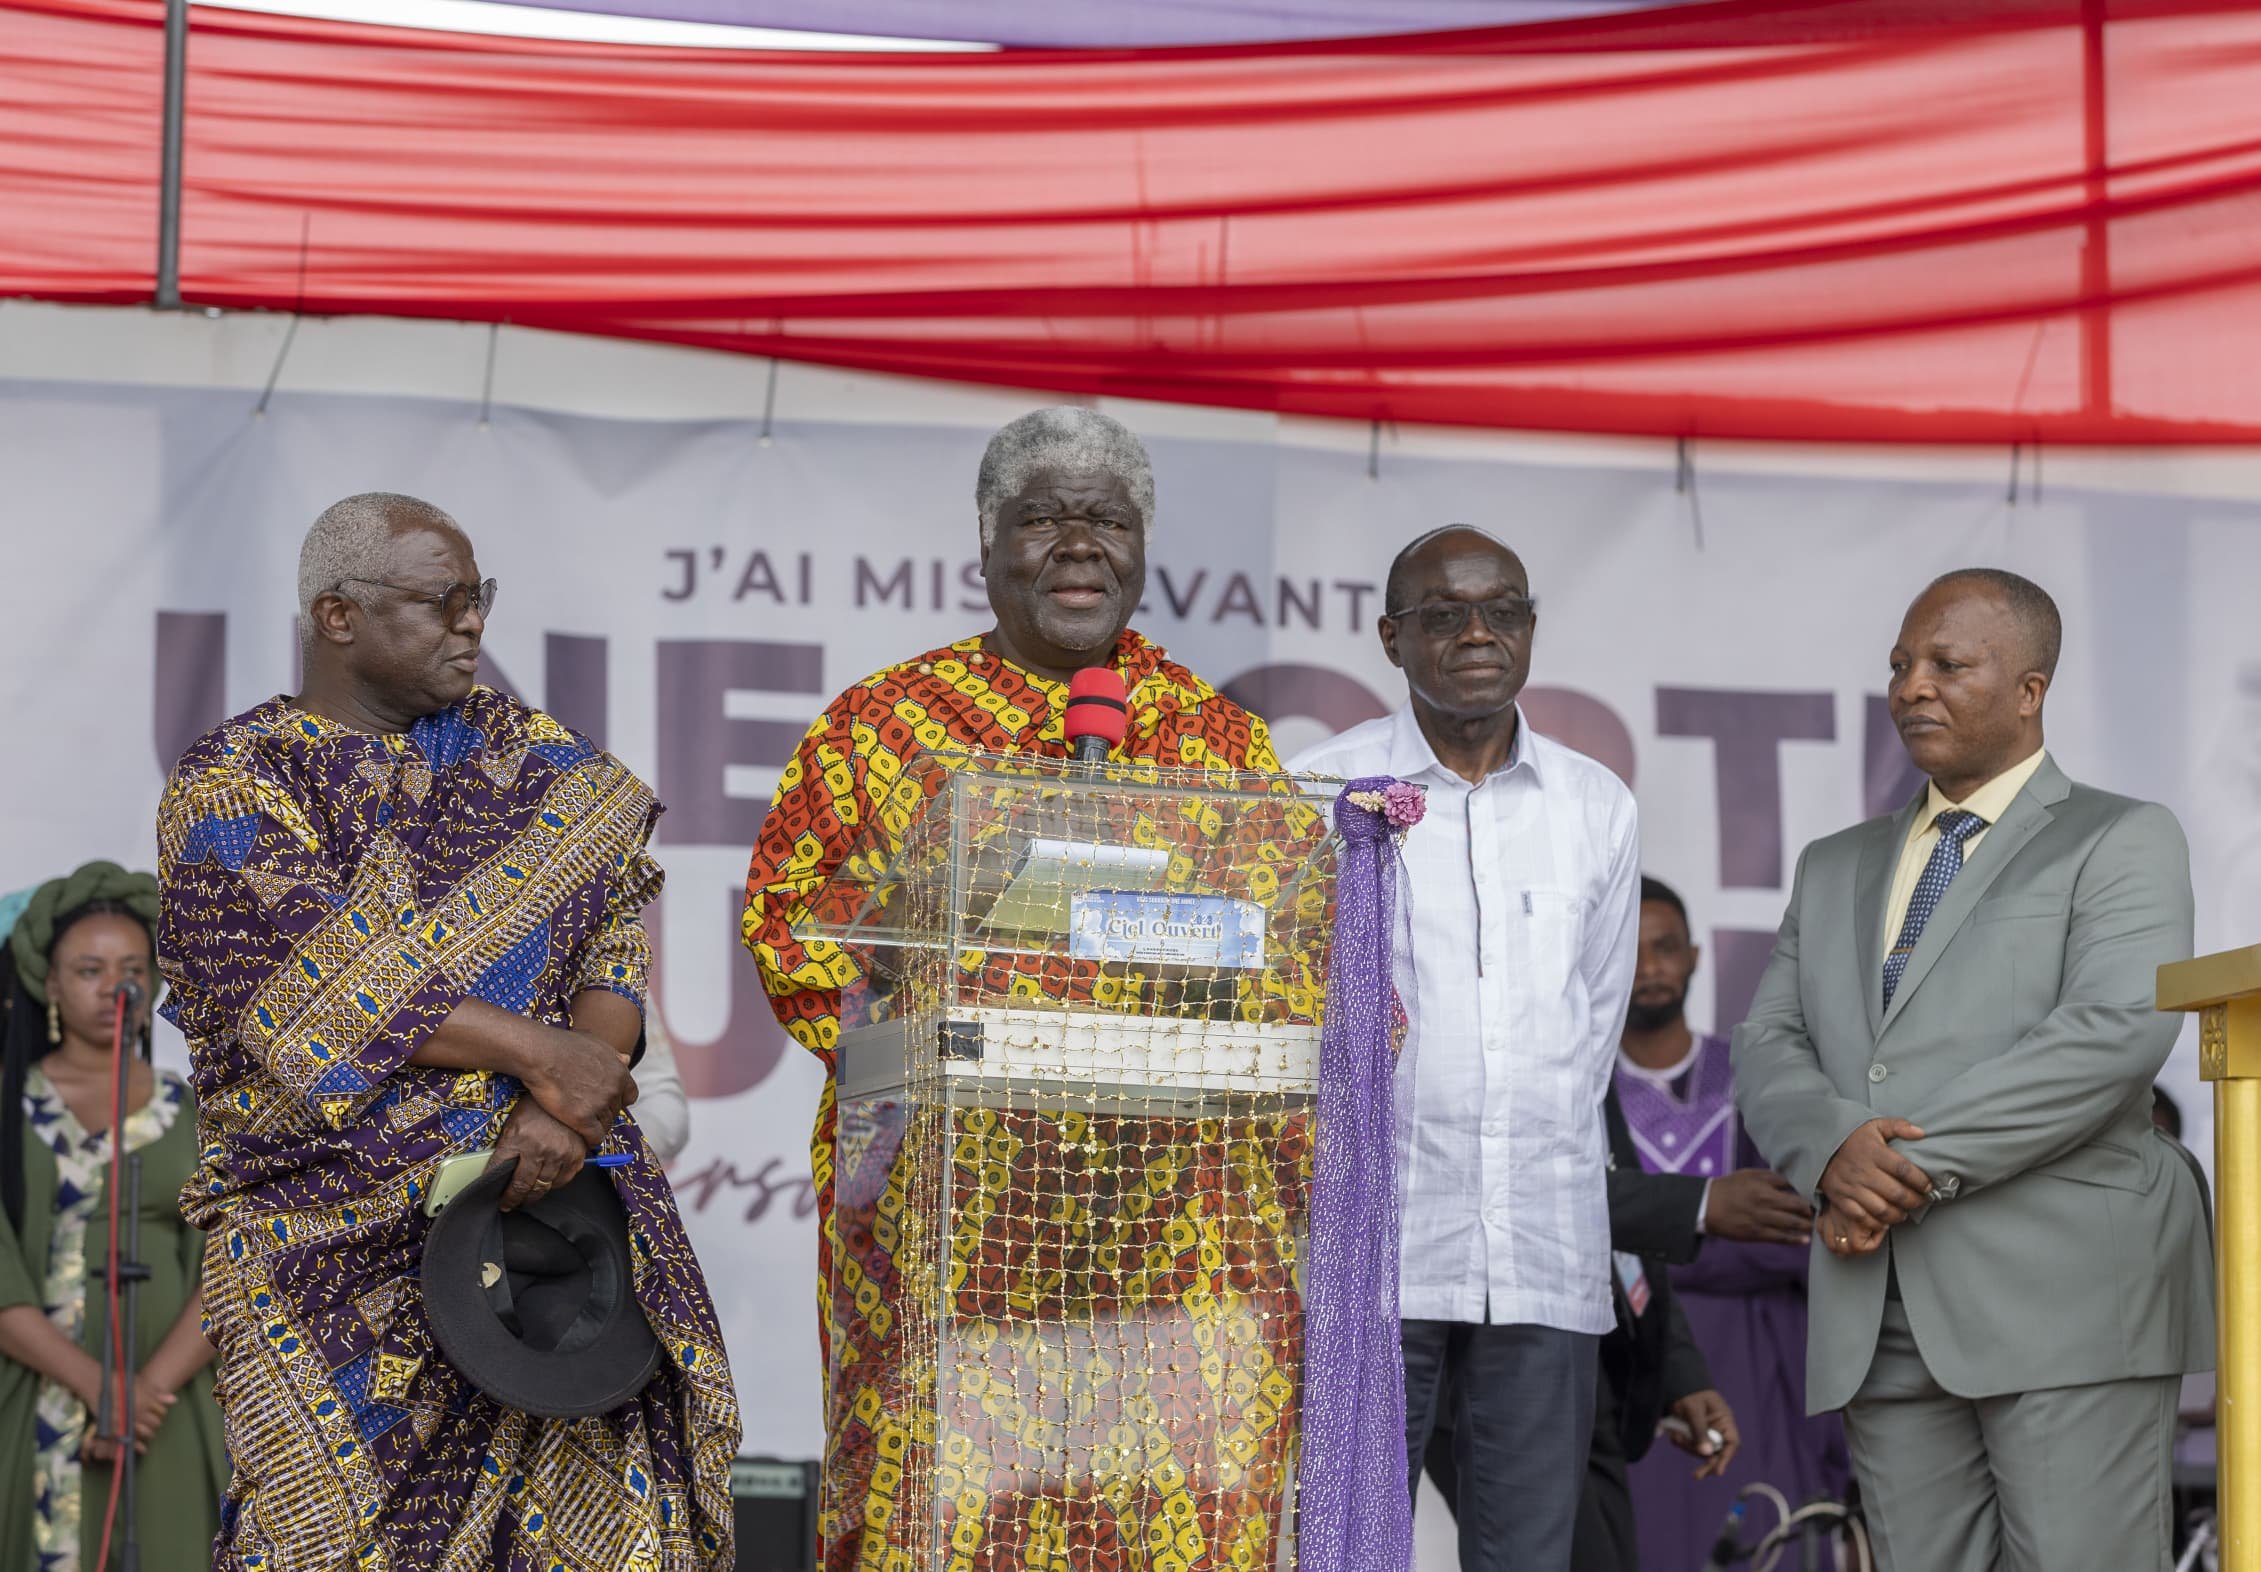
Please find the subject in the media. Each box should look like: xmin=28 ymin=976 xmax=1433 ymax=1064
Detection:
xmin=794 ymin=751 xmax=1338 ymax=1570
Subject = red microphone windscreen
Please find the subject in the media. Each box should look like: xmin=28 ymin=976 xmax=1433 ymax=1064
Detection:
xmin=1064 ymin=666 xmax=1129 ymax=748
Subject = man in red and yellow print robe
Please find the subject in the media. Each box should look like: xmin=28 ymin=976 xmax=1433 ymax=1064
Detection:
xmin=743 ymin=408 xmax=1307 ymax=1572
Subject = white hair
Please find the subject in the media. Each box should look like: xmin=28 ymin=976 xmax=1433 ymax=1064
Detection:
xmin=975 ymin=407 xmax=1156 ymax=548
xmin=297 ymin=492 xmax=460 ymax=621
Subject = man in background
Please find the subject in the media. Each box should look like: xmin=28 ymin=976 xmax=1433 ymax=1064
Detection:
xmin=1615 ymin=876 xmax=1847 ymax=1563
xmin=2152 ymin=1085 xmax=2183 ymax=1143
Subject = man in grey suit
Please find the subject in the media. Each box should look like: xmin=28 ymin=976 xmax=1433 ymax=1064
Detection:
xmin=1733 ymin=568 xmax=2213 ymax=1572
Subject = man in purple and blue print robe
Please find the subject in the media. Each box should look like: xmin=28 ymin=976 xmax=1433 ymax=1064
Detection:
xmin=157 ymin=493 xmax=740 ymax=1572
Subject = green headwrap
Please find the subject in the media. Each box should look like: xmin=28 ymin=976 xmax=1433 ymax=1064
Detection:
xmin=6 ymin=860 xmax=160 ymax=1006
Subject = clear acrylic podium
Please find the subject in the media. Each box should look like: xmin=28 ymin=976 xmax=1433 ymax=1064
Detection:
xmin=793 ymin=751 xmax=1339 ymax=1571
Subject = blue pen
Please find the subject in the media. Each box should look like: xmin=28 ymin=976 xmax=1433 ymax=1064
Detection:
xmin=587 ymin=1153 xmax=634 ymax=1169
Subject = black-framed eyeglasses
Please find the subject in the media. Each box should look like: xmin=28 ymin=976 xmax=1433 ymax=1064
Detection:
xmin=1384 ymin=595 xmax=1538 ymax=640
xmin=336 ymin=577 xmax=499 ymax=622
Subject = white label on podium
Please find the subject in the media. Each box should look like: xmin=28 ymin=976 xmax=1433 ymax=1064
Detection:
xmin=1068 ymin=891 xmax=1266 ymax=969
xmin=983 ymin=839 xmax=1172 ymax=935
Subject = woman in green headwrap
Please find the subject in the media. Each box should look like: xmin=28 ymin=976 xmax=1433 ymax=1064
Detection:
xmin=0 ymin=861 xmax=225 ymax=1571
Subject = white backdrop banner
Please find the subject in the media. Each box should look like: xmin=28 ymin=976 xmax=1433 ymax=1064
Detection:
xmin=4 ymin=375 xmax=2254 ymax=1460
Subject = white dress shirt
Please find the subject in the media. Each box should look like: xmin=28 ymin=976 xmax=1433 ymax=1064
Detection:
xmin=1293 ymin=703 xmax=1639 ymax=1333
xmin=633 ymin=1009 xmax=692 ymax=1164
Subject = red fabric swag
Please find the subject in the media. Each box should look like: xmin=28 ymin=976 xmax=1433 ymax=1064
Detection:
xmin=6 ymin=0 xmax=2261 ymax=442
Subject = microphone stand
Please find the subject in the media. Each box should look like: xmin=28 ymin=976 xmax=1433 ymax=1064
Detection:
xmin=93 ymin=987 xmax=152 ymax=1572
xmin=1799 ymin=1514 xmax=1826 ymax=1572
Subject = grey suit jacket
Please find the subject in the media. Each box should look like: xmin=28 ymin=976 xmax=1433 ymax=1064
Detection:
xmin=1732 ymin=756 xmax=2213 ymax=1413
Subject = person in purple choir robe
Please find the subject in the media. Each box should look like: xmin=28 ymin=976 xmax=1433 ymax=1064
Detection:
xmin=1617 ymin=876 xmax=1849 ymax=1565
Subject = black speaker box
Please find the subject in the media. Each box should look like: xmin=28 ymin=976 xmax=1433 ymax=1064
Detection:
xmin=732 ymin=1456 xmax=817 ymax=1572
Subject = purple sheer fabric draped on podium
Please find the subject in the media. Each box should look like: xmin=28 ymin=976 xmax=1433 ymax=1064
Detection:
xmin=1297 ymin=778 xmax=1420 ymax=1572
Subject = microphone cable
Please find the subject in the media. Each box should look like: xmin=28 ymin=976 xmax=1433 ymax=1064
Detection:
xmin=1700 ymin=1481 xmax=1875 ymax=1572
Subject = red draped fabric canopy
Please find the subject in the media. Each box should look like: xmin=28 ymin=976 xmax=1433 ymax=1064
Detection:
xmin=7 ymin=0 xmax=2261 ymax=441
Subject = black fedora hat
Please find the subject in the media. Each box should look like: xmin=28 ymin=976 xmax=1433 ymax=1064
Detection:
xmin=421 ymin=1160 xmax=661 ymax=1419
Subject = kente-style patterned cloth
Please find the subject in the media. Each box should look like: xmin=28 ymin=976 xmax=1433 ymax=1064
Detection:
xmin=1615 ymin=1035 xmax=1848 ymax=1564
xmin=741 ymin=630 xmax=1298 ymax=1571
xmin=157 ymin=688 xmax=740 ymax=1572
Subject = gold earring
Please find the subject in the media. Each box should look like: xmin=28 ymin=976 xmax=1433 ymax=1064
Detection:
xmin=45 ymin=997 xmax=61 ymax=1045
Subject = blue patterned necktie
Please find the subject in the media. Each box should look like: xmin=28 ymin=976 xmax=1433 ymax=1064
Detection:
xmin=1882 ymin=809 xmax=1987 ymax=1010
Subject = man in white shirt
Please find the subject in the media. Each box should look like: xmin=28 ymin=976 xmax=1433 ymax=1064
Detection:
xmin=1293 ymin=524 xmax=1640 ymax=1572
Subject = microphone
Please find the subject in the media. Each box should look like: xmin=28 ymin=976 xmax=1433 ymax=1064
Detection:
xmin=113 ymin=980 xmax=153 ymax=1060
xmin=1065 ymin=667 xmax=1128 ymax=765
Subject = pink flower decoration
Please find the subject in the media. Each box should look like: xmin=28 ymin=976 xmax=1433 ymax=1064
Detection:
xmin=1381 ymin=780 xmax=1426 ymax=829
